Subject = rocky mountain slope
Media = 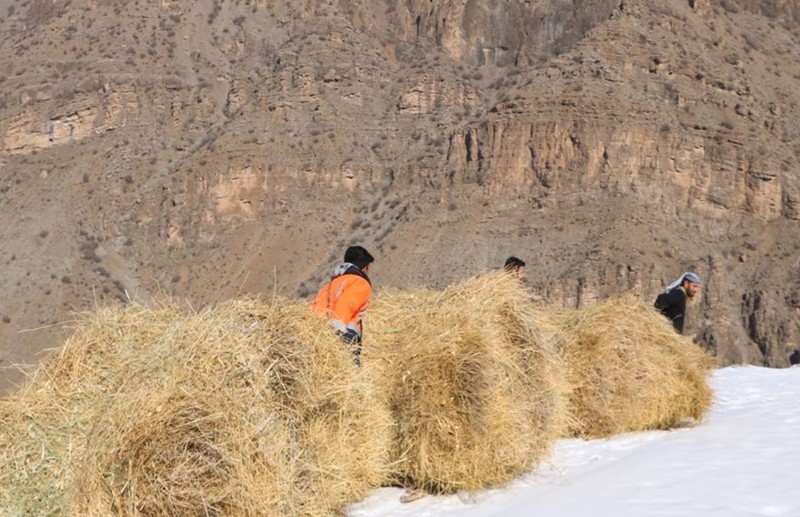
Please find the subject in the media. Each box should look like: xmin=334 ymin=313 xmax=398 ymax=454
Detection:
xmin=1 ymin=0 xmax=799 ymax=393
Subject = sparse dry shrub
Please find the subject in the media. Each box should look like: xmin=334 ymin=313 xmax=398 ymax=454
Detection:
xmin=0 ymin=299 xmax=392 ymax=516
xmin=536 ymin=294 xmax=715 ymax=439
xmin=365 ymin=272 xmax=567 ymax=494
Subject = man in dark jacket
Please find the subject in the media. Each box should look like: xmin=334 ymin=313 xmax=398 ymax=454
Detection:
xmin=503 ymin=256 xmax=526 ymax=280
xmin=654 ymin=272 xmax=702 ymax=334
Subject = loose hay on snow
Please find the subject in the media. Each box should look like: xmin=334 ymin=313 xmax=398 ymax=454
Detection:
xmin=538 ymin=293 xmax=715 ymax=439
xmin=365 ymin=272 xmax=567 ymax=494
xmin=0 ymin=297 xmax=392 ymax=517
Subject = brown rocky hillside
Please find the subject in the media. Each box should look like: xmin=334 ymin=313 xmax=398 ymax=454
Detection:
xmin=1 ymin=0 xmax=799 ymax=394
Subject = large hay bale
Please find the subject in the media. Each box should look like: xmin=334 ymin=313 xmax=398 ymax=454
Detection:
xmin=365 ymin=272 xmax=566 ymax=493
xmin=540 ymin=294 xmax=715 ymax=439
xmin=0 ymin=298 xmax=392 ymax=516
xmin=0 ymin=395 xmax=80 ymax=515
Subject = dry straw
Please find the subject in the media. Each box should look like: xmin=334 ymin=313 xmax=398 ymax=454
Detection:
xmin=0 ymin=275 xmax=716 ymax=512
xmin=365 ymin=272 xmax=567 ymax=494
xmin=0 ymin=297 xmax=392 ymax=516
xmin=537 ymin=293 xmax=715 ymax=439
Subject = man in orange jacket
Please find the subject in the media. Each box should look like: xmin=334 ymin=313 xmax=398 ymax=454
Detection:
xmin=311 ymin=245 xmax=374 ymax=364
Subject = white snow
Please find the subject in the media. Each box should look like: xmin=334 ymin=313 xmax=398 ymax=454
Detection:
xmin=349 ymin=366 xmax=800 ymax=517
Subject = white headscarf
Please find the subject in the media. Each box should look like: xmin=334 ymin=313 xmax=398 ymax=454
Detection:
xmin=664 ymin=272 xmax=702 ymax=293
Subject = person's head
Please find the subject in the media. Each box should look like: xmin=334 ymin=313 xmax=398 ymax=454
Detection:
xmin=344 ymin=245 xmax=374 ymax=272
xmin=503 ymin=256 xmax=526 ymax=280
xmin=681 ymin=272 xmax=702 ymax=299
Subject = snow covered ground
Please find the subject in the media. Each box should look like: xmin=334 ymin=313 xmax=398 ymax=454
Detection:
xmin=349 ymin=366 xmax=800 ymax=517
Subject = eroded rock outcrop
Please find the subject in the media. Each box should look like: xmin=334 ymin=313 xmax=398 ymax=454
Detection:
xmin=1 ymin=83 xmax=137 ymax=155
xmin=446 ymin=118 xmax=789 ymax=219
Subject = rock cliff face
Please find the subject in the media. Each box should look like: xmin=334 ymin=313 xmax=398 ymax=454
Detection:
xmin=0 ymin=0 xmax=799 ymax=392
xmin=2 ymin=83 xmax=137 ymax=154
xmin=388 ymin=0 xmax=621 ymax=67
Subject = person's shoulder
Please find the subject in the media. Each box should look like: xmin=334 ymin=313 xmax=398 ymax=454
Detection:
xmin=340 ymin=271 xmax=371 ymax=289
xmin=666 ymin=287 xmax=687 ymax=301
xmin=656 ymin=288 xmax=681 ymax=303
xmin=656 ymin=289 xmax=674 ymax=300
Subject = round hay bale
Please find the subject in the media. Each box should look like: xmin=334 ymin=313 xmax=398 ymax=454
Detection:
xmin=541 ymin=294 xmax=715 ymax=439
xmin=365 ymin=272 xmax=566 ymax=493
xmin=0 ymin=391 xmax=92 ymax=514
xmin=40 ymin=304 xmax=184 ymax=397
xmin=0 ymin=306 xmax=168 ymax=516
xmin=0 ymin=297 xmax=392 ymax=517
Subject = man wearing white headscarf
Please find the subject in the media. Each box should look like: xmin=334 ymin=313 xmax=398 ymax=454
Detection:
xmin=654 ymin=272 xmax=702 ymax=334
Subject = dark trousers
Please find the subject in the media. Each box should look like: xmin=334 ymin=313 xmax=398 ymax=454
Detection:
xmin=338 ymin=329 xmax=362 ymax=366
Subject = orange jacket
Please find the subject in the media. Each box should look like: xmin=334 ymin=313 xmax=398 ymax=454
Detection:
xmin=311 ymin=264 xmax=372 ymax=339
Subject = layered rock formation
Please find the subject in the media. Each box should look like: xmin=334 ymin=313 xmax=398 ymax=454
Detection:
xmin=1 ymin=0 xmax=799 ymax=392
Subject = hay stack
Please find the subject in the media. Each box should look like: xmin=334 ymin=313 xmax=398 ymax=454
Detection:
xmin=540 ymin=294 xmax=715 ymax=439
xmin=365 ymin=272 xmax=566 ymax=493
xmin=0 ymin=298 xmax=392 ymax=516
